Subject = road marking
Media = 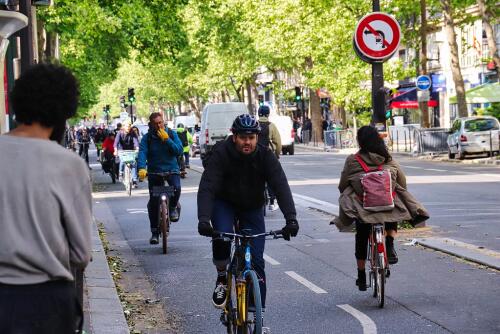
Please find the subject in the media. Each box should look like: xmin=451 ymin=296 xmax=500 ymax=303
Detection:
xmin=424 ymin=168 xmax=448 ymax=172
xmin=337 ymin=304 xmax=377 ymax=334
xmin=315 ymin=239 xmax=330 ymax=243
xmin=263 ymin=254 xmax=280 ymax=265
xmin=284 ymin=271 xmax=327 ymax=294
xmin=293 ymin=193 xmax=339 ymax=209
xmin=402 ymin=165 xmax=422 ymax=169
xmin=431 ymin=213 xmax=500 ymax=218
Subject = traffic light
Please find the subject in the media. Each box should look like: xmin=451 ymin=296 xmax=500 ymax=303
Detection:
xmin=294 ymin=86 xmax=302 ymax=102
xmin=258 ymin=95 xmax=264 ymax=107
xmin=128 ymin=87 xmax=136 ymax=103
xmin=382 ymin=87 xmax=395 ymax=120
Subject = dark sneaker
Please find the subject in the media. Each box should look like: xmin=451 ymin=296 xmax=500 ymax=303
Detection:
xmin=386 ymin=237 xmax=399 ymax=264
xmin=212 ymin=282 xmax=227 ymax=309
xmin=356 ymin=270 xmax=367 ymax=291
xmin=169 ymin=208 xmax=180 ymax=222
xmin=149 ymin=233 xmax=159 ymax=245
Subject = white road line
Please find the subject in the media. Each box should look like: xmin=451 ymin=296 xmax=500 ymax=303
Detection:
xmin=284 ymin=271 xmax=327 ymax=294
xmin=315 ymin=239 xmax=330 ymax=243
xmin=337 ymin=304 xmax=377 ymax=334
xmin=293 ymin=193 xmax=339 ymax=209
xmin=424 ymin=168 xmax=448 ymax=172
xmin=402 ymin=165 xmax=422 ymax=169
xmin=263 ymin=254 xmax=280 ymax=265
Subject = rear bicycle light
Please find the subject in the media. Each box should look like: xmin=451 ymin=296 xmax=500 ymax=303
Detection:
xmin=377 ymin=243 xmax=385 ymax=254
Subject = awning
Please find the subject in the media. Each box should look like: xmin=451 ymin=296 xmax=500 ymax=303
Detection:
xmin=449 ymin=82 xmax=500 ymax=104
xmin=390 ymin=87 xmax=438 ymax=109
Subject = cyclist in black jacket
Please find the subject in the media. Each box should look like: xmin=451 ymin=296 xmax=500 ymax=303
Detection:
xmin=197 ymin=114 xmax=299 ymax=311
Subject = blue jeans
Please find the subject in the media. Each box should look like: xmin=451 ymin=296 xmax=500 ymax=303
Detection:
xmin=147 ymin=173 xmax=181 ymax=232
xmin=211 ymin=199 xmax=267 ymax=308
xmin=119 ymin=160 xmax=137 ymax=182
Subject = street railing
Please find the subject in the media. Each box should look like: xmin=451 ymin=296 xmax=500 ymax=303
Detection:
xmin=324 ymin=129 xmax=357 ymax=150
xmin=388 ymin=124 xmax=420 ymax=153
xmin=414 ymin=127 xmax=450 ymax=155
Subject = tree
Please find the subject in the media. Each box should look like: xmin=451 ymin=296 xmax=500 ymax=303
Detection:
xmin=477 ymin=0 xmax=500 ymax=81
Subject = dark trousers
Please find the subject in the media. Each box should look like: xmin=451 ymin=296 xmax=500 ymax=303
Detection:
xmin=211 ymin=199 xmax=267 ymax=308
xmin=267 ymin=184 xmax=276 ymax=204
xmin=147 ymin=173 xmax=181 ymax=232
xmin=355 ymin=221 xmax=397 ymax=260
xmin=184 ymin=151 xmax=190 ymax=166
xmin=0 ymin=280 xmax=81 ymax=334
xmin=79 ymin=144 xmax=89 ymax=165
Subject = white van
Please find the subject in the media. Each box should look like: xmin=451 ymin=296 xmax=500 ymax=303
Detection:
xmin=269 ymin=115 xmax=295 ymax=155
xmin=174 ymin=115 xmax=198 ymax=132
xmin=200 ymin=102 xmax=248 ymax=157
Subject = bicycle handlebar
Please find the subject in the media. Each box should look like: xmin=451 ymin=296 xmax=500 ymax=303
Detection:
xmin=212 ymin=229 xmax=284 ymax=240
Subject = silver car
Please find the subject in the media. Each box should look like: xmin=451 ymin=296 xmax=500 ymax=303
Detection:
xmin=447 ymin=116 xmax=500 ymax=159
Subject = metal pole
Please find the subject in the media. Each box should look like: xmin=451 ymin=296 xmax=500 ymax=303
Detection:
xmin=19 ymin=0 xmax=35 ymax=73
xmin=371 ymin=0 xmax=385 ymax=130
xmin=404 ymin=130 xmax=407 ymax=152
xmin=490 ymin=129 xmax=493 ymax=158
xmin=396 ymin=129 xmax=399 ymax=152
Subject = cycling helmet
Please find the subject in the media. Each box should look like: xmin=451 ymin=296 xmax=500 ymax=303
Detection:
xmin=177 ymin=123 xmax=184 ymax=128
xmin=258 ymin=105 xmax=270 ymax=117
xmin=231 ymin=114 xmax=261 ymax=135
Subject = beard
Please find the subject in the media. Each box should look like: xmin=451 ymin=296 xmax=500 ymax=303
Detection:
xmin=50 ymin=120 xmax=67 ymax=144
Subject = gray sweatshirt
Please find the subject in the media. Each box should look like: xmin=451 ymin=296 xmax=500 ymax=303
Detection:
xmin=0 ymin=135 xmax=92 ymax=285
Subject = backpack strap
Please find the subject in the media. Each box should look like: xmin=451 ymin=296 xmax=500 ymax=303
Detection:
xmin=355 ymin=154 xmax=383 ymax=172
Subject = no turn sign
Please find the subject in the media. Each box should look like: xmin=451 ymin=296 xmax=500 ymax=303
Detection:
xmin=354 ymin=12 xmax=401 ymax=62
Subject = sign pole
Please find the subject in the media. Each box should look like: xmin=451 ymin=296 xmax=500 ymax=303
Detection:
xmin=371 ymin=0 xmax=385 ymax=130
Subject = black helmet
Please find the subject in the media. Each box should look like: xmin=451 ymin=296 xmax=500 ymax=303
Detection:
xmin=177 ymin=123 xmax=184 ymax=128
xmin=231 ymin=114 xmax=261 ymax=135
xmin=258 ymin=105 xmax=270 ymax=117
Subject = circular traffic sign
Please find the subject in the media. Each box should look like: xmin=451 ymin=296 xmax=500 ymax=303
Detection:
xmin=416 ymin=75 xmax=431 ymax=90
xmin=354 ymin=12 xmax=401 ymax=62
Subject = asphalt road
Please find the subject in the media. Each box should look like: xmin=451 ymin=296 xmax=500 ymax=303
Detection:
xmin=92 ymin=149 xmax=500 ymax=334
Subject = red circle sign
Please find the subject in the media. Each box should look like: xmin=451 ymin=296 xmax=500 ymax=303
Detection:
xmin=354 ymin=12 xmax=401 ymax=61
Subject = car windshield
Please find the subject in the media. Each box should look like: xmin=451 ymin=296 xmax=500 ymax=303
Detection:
xmin=464 ymin=119 xmax=499 ymax=132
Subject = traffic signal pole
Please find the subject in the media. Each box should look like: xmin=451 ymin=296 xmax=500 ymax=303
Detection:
xmin=371 ymin=0 xmax=386 ymax=130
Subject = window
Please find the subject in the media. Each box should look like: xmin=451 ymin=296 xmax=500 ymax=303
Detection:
xmin=464 ymin=118 xmax=500 ymax=132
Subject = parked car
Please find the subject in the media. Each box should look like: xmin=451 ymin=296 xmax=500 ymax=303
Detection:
xmin=447 ymin=116 xmax=500 ymax=159
xmin=200 ymin=102 xmax=248 ymax=158
xmin=268 ymin=115 xmax=295 ymax=155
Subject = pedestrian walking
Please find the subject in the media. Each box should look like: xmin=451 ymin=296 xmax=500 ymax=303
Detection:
xmin=0 ymin=63 xmax=92 ymax=333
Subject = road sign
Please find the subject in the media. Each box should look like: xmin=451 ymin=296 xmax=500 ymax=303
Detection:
xmin=354 ymin=12 xmax=401 ymax=62
xmin=416 ymin=75 xmax=431 ymax=91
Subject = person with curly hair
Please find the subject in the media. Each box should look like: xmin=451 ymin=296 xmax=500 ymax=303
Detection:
xmin=0 ymin=64 xmax=92 ymax=333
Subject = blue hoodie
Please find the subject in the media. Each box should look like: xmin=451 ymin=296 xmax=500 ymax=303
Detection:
xmin=137 ymin=127 xmax=183 ymax=173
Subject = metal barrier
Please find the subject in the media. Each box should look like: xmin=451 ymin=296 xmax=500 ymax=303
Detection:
xmin=302 ymin=129 xmax=311 ymax=145
xmin=324 ymin=129 xmax=357 ymax=149
xmin=388 ymin=124 xmax=420 ymax=153
xmin=414 ymin=128 xmax=450 ymax=154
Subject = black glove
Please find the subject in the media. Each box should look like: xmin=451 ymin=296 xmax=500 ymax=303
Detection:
xmin=282 ymin=219 xmax=299 ymax=241
xmin=198 ymin=221 xmax=214 ymax=237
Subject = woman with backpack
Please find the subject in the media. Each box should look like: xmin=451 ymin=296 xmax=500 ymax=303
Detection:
xmin=333 ymin=126 xmax=429 ymax=291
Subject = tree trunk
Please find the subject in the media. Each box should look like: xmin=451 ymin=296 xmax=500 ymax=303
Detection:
xmin=440 ymin=0 xmax=468 ymax=117
xmin=339 ymin=105 xmax=347 ymax=129
xmin=419 ymin=0 xmax=430 ymax=128
xmin=245 ymin=80 xmax=254 ymax=114
xmin=477 ymin=0 xmax=500 ymax=81
xmin=309 ymin=88 xmax=323 ymax=144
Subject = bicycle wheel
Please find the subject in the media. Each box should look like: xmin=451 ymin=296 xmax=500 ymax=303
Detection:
xmin=376 ymin=254 xmax=385 ymax=308
xmin=237 ymin=270 xmax=262 ymax=334
xmin=224 ymin=271 xmax=237 ymax=334
xmin=124 ymin=165 xmax=131 ymax=196
xmin=160 ymin=200 xmax=169 ymax=254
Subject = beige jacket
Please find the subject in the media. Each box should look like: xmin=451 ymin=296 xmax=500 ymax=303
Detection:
xmin=333 ymin=151 xmax=429 ymax=232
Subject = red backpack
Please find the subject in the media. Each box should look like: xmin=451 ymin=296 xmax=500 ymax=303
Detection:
xmin=355 ymin=154 xmax=395 ymax=212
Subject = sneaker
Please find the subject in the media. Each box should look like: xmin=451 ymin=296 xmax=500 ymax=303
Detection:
xmin=149 ymin=233 xmax=159 ymax=245
xmin=186 ymin=165 xmax=190 ymax=169
xmin=212 ymin=282 xmax=227 ymax=309
xmin=356 ymin=269 xmax=367 ymax=291
xmin=268 ymin=204 xmax=278 ymax=212
xmin=386 ymin=236 xmax=398 ymax=264
xmin=169 ymin=208 xmax=180 ymax=222
xmin=133 ymin=181 xmax=138 ymax=188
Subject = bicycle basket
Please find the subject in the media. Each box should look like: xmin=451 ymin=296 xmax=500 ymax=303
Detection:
xmin=151 ymin=186 xmax=175 ymax=198
xmin=118 ymin=150 xmax=137 ymax=163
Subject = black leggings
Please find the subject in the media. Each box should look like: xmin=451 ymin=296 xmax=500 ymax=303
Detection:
xmin=355 ymin=221 xmax=397 ymax=260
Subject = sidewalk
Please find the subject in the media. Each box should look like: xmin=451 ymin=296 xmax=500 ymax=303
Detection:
xmin=296 ymin=143 xmax=500 ymax=165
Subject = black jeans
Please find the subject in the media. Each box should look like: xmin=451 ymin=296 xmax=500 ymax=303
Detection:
xmin=147 ymin=173 xmax=181 ymax=232
xmin=355 ymin=221 xmax=397 ymax=260
xmin=79 ymin=143 xmax=89 ymax=165
xmin=0 ymin=280 xmax=81 ymax=334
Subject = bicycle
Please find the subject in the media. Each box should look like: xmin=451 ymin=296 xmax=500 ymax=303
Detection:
xmin=149 ymin=172 xmax=181 ymax=254
xmin=212 ymin=228 xmax=284 ymax=334
xmin=366 ymin=223 xmax=389 ymax=308
xmin=118 ymin=150 xmax=138 ymax=196
xmin=100 ymin=151 xmax=118 ymax=183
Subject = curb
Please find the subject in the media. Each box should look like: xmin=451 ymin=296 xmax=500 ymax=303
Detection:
xmin=415 ymin=237 xmax=500 ymax=271
xmin=84 ymin=219 xmax=129 ymax=334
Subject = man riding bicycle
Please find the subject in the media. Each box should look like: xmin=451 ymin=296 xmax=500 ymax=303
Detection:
xmin=137 ymin=112 xmax=184 ymax=245
xmin=257 ymin=105 xmax=282 ymax=212
xmin=197 ymin=114 xmax=299 ymax=313
xmin=114 ymin=122 xmax=139 ymax=186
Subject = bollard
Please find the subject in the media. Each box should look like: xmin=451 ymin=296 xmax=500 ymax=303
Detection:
xmin=404 ymin=131 xmax=407 ymax=152
xmin=396 ymin=129 xmax=399 ymax=153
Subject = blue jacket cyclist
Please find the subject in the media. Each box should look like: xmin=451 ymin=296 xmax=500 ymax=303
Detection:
xmin=138 ymin=112 xmax=184 ymax=244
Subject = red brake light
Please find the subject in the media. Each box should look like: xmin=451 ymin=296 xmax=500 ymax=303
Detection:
xmin=205 ymin=129 xmax=209 ymax=144
xmin=291 ymin=129 xmax=295 ymax=138
xmin=460 ymin=135 xmax=467 ymax=142
xmin=377 ymin=243 xmax=385 ymax=254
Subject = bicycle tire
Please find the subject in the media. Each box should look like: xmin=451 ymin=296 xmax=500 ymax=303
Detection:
xmin=237 ymin=270 xmax=262 ymax=334
xmin=124 ymin=165 xmax=131 ymax=196
xmin=376 ymin=268 xmax=385 ymax=308
xmin=371 ymin=269 xmax=377 ymax=298
xmin=160 ymin=200 xmax=168 ymax=254
xmin=224 ymin=271 xmax=237 ymax=334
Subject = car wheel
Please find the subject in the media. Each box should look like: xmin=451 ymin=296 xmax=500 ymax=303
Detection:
xmin=457 ymin=146 xmax=465 ymax=160
xmin=282 ymin=148 xmax=287 ymax=155
xmin=448 ymin=148 xmax=455 ymax=159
